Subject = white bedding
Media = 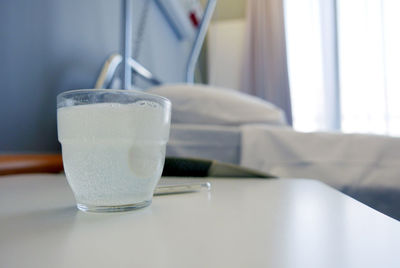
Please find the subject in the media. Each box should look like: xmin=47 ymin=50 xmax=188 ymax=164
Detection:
xmin=168 ymin=123 xmax=400 ymax=191
xmin=241 ymin=124 xmax=400 ymax=190
xmin=154 ymin=84 xmax=400 ymax=219
xmin=166 ymin=124 xmax=241 ymax=164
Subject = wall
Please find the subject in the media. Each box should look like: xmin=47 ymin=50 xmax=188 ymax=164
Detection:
xmin=200 ymin=0 xmax=245 ymax=21
xmin=199 ymin=0 xmax=246 ymax=83
xmin=0 ymin=0 xmax=193 ymax=152
xmin=207 ymin=19 xmax=246 ymax=90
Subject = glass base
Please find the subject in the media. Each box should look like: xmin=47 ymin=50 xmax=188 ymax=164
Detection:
xmin=77 ymin=200 xmax=151 ymax=212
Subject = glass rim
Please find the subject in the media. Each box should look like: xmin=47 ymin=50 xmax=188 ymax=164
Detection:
xmin=57 ymin=88 xmax=171 ymax=105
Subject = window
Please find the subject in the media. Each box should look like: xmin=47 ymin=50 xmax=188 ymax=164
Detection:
xmin=285 ymin=0 xmax=400 ymax=136
xmin=284 ymin=0 xmax=327 ymax=132
xmin=338 ymin=0 xmax=400 ymax=136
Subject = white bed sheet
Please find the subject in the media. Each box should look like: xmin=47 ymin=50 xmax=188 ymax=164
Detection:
xmin=166 ymin=124 xmax=241 ymax=164
xmin=168 ymin=123 xmax=400 ymax=192
xmin=241 ymin=124 xmax=400 ymax=191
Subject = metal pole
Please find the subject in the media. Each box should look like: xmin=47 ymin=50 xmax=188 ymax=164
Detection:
xmin=332 ymin=0 xmax=341 ymax=130
xmin=122 ymin=0 xmax=133 ymax=89
xmin=185 ymin=0 xmax=217 ymax=83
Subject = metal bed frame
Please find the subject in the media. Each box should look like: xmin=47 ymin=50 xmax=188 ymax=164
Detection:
xmin=95 ymin=0 xmax=217 ymax=90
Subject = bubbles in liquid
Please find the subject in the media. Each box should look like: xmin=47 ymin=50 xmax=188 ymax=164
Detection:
xmin=58 ymin=102 xmax=170 ymax=206
xmin=136 ymin=100 xmax=160 ymax=108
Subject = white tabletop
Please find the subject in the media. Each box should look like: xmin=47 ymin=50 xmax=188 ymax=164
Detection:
xmin=1 ymin=174 xmax=399 ymax=268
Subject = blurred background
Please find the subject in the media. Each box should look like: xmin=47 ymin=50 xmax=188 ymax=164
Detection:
xmin=1 ymin=0 xmax=400 ymax=152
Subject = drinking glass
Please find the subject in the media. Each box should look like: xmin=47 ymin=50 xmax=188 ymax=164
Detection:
xmin=57 ymin=89 xmax=171 ymax=212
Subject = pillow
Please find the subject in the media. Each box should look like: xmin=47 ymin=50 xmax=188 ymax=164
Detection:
xmin=149 ymin=84 xmax=287 ymax=126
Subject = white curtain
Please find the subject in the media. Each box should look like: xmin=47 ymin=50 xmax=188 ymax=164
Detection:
xmin=285 ymin=0 xmax=400 ymax=136
xmin=284 ymin=0 xmax=340 ymax=132
xmin=337 ymin=0 xmax=400 ymax=136
xmin=241 ymin=0 xmax=292 ymax=125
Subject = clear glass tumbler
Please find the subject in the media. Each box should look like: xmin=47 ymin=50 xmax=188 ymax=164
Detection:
xmin=57 ymin=89 xmax=171 ymax=212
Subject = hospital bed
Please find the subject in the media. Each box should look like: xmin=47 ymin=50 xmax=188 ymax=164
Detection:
xmin=92 ymin=1 xmax=400 ymax=220
xmin=150 ymin=83 xmax=400 ymax=220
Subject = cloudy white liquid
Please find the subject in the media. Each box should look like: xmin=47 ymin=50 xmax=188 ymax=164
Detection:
xmin=58 ymin=101 xmax=170 ymax=207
